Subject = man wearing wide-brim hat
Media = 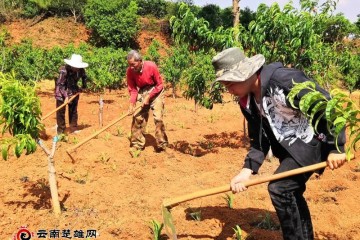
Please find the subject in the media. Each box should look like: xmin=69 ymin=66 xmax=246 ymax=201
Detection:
xmin=212 ymin=47 xmax=346 ymax=240
xmin=55 ymin=54 xmax=88 ymax=135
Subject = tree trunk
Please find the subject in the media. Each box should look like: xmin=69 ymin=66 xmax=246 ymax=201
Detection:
xmin=172 ymin=82 xmax=176 ymax=99
xmin=232 ymin=0 xmax=240 ymax=27
xmin=71 ymin=9 xmax=77 ymax=23
xmin=37 ymin=138 xmax=61 ymax=216
xmin=48 ymin=139 xmax=61 ymax=215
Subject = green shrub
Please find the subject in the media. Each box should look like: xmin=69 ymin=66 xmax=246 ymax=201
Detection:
xmin=160 ymin=44 xmax=190 ymax=98
xmin=85 ymin=47 xmax=128 ymax=92
xmin=136 ymin=0 xmax=167 ymax=19
xmin=144 ymin=39 xmax=161 ymax=65
xmin=84 ymin=0 xmax=140 ymax=48
xmin=183 ymin=50 xmax=224 ymax=110
xmin=10 ymin=39 xmax=47 ymax=82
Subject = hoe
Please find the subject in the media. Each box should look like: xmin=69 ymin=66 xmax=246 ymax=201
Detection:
xmin=42 ymin=92 xmax=80 ymax=121
xmin=162 ymin=161 xmax=330 ymax=239
xmin=66 ymin=106 xmax=141 ymax=155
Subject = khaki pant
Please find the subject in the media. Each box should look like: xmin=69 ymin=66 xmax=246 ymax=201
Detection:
xmin=130 ymin=88 xmax=168 ymax=150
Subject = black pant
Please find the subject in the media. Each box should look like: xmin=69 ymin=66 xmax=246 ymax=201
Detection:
xmin=56 ymin=95 xmax=79 ymax=134
xmin=268 ymin=157 xmax=314 ymax=240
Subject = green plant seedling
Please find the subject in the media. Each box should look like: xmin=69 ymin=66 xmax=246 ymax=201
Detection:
xmin=98 ymin=152 xmax=110 ymax=163
xmin=72 ymin=137 xmax=79 ymax=144
xmin=130 ymin=148 xmax=141 ymax=158
xmin=223 ymin=193 xmax=235 ymax=209
xmin=116 ymin=126 xmax=125 ymax=137
xmin=233 ymin=225 xmax=242 ymax=240
xmin=189 ymin=208 xmax=202 ymax=221
xmin=111 ymin=163 xmax=117 ymax=171
xmin=353 ymin=163 xmax=360 ymax=172
xmin=207 ymin=142 xmax=214 ymax=150
xmin=256 ymin=213 xmax=280 ymax=230
xmin=35 ymin=178 xmax=49 ymax=190
xmin=207 ymin=114 xmax=219 ymax=123
xmin=74 ymin=172 xmax=89 ymax=184
xmin=58 ymin=133 xmax=68 ymax=142
xmin=103 ymin=132 xmax=111 ymax=141
xmin=149 ymin=219 xmax=164 ymax=240
xmin=66 ymin=168 xmax=76 ymax=174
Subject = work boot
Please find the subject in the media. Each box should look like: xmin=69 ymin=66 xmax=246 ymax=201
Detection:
xmin=156 ymin=142 xmax=168 ymax=152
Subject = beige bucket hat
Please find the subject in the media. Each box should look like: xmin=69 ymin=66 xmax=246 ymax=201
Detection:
xmin=212 ymin=47 xmax=265 ymax=83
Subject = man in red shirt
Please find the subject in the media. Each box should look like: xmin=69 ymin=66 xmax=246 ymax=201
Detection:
xmin=126 ymin=50 xmax=168 ymax=157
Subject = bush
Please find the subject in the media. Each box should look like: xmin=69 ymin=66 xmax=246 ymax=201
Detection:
xmin=10 ymin=39 xmax=47 ymax=82
xmin=136 ymin=0 xmax=167 ymax=19
xmin=160 ymin=44 xmax=190 ymax=98
xmin=84 ymin=47 xmax=128 ymax=92
xmin=84 ymin=0 xmax=140 ymax=48
xmin=182 ymin=50 xmax=223 ymax=110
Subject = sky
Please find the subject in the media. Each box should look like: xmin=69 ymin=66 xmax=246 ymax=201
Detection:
xmin=191 ymin=0 xmax=359 ymax=23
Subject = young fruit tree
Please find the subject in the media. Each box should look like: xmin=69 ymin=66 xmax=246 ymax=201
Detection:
xmin=0 ymin=72 xmax=62 ymax=215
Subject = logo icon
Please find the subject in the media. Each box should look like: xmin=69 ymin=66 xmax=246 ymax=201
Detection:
xmin=13 ymin=226 xmax=34 ymax=240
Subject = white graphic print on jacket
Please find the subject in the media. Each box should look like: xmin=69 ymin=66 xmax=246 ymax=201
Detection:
xmin=262 ymin=86 xmax=314 ymax=145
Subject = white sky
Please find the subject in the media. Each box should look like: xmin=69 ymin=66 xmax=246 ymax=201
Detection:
xmin=191 ymin=0 xmax=359 ymax=23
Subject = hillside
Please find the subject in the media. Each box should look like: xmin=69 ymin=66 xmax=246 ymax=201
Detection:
xmin=3 ymin=16 xmax=171 ymax=54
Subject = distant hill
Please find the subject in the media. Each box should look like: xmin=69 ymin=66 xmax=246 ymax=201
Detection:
xmin=3 ymin=16 xmax=171 ymax=53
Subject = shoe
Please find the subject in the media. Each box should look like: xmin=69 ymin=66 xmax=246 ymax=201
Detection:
xmin=156 ymin=143 xmax=169 ymax=153
xmin=70 ymin=125 xmax=79 ymax=133
xmin=129 ymin=147 xmax=142 ymax=158
xmin=57 ymin=129 xmax=64 ymax=135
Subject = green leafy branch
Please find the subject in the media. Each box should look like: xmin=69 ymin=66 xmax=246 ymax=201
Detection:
xmin=0 ymin=71 xmax=43 ymax=160
xmin=287 ymin=81 xmax=359 ymax=159
xmin=169 ymin=3 xmax=235 ymax=51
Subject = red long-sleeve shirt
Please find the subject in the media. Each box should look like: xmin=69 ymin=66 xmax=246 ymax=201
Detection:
xmin=126 ymin=61 xmax=164 ymax=104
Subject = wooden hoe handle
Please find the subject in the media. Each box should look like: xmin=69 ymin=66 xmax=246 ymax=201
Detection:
xmin=66 ymin=106 xmax=141 ymax=154
xmin=42 ymin=93 xmax=80 ymax=121
xmin=163 ymin=161 xmax=327 ymax=208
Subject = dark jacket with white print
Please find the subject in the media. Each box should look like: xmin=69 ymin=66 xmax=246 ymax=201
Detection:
xmin=240 ymin=62 xmax=346 ymax=174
